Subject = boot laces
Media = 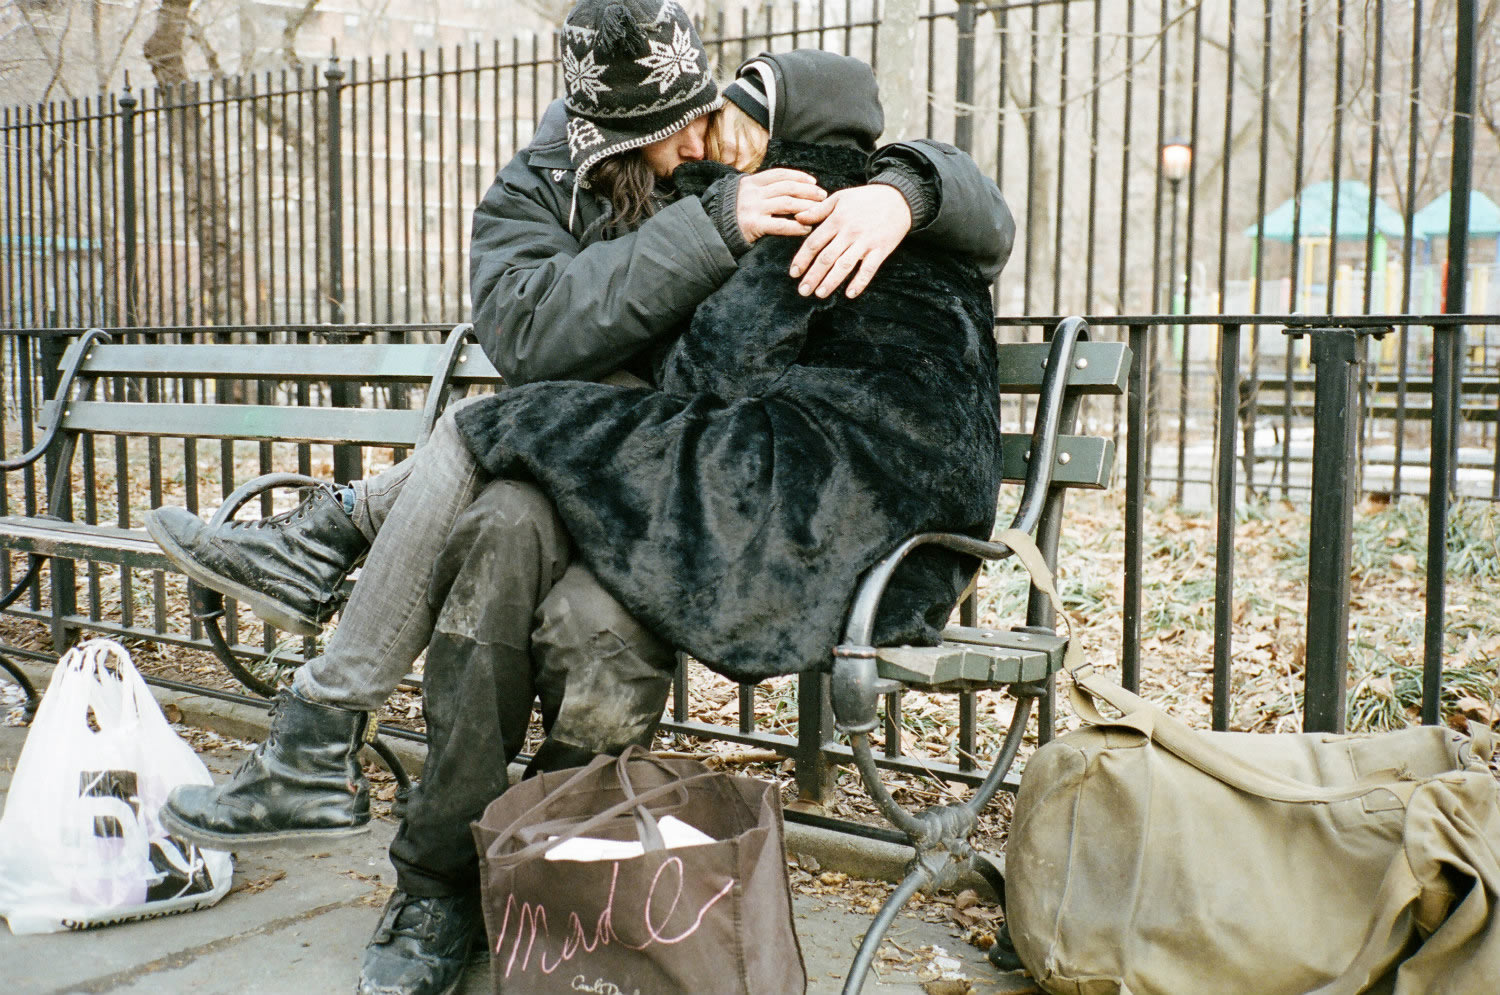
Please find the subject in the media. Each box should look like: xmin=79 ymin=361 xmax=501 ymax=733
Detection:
xmin=380 ymin=892 xmax=440 ymax=945
xmin=232 ymin=695 xmax=283 ymax=775
xmin=226 ymin=485 xmax=335 ymax=532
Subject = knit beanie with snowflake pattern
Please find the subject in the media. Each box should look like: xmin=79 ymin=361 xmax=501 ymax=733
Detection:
xmin=561 ymin=0 xmax=724 ymax=188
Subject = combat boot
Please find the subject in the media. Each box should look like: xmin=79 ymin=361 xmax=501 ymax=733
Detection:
xmin=160 ymin=687 xmax=372 ymax=847
xmin=357 ymin=889 xmax=483 ymax=995
xmin=147 ymin=484 xmax=369 ymax=637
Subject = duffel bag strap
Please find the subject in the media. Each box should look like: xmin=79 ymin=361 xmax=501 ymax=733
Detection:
xmin=993 ymin=528 xmax=1409 ymax=807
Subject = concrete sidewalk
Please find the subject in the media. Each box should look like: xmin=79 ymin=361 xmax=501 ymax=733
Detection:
xmin=0 ymin=675 xmax=1039 ymax=995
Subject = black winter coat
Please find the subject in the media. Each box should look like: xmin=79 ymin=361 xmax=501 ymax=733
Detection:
xmin=455 ymin=141 xmax=1003 ymax=682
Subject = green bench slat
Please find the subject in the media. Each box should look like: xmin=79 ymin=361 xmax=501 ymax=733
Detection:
xmin=42 ymin=401 xmax=1112 ymax=485
xmin=1000 ymin=433 xmax=1114 ymax=488
xmin=995 ymin=341 xmax=1130 ymax=394
xmin=0 ymin=517 xmax=169 ymax=570
xmin=76 ymin=341 xmax=1126 ymax=392
xmin=70 ymin=342 xmax=504 ymax=385
xmin=875 ymin=626 xmax=1068 ymax=688
xmin=41 ymin=401 xmax=427 ymax=447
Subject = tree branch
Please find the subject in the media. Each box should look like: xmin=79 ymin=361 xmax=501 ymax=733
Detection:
xmin=281 ymin=0 xmax=321 ymax=68
xmin=187 ymin=13 xmax=224 ymax=78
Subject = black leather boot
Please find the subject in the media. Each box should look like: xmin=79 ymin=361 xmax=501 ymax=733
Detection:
xmin=146 ymin=484 xmax=369 ymax=637
xmin=357 ymin=889 xmax=483 ymax=995
xmin=159 ymin=687 xmax=371 ymax=848
xmin=523 ymin=737 xmax=598 ymax=779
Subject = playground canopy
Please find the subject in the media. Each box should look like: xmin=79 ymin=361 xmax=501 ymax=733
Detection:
xmin=1411 ymin=190 xmax=1500 ymax=240
xmin=1243 ymin=180 xmax=1405 ymax=243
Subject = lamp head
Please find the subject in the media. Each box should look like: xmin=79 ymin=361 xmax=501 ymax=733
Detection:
xmin=1161 ymin=139 xmax=1192 ymax=183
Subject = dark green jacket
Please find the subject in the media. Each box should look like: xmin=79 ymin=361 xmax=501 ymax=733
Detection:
xmin=468 ymin=50 xmax=1015 ymax=386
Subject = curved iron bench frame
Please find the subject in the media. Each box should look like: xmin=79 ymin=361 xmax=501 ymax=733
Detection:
xmin=0 ymin=324 xmax=481 ymax=796
xmin=830 ymin=317 xmax=1124 ymax=992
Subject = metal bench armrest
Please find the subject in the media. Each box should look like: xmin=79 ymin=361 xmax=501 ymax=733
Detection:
xmin=2 ymin=328 xmax=110 ymax=473
xmin=418 ymin=323 xmax=480 ymax=444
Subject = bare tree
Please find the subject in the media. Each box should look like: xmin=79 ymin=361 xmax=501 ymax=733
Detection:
xmin=1 ymin=0 xmax=148 ymax=104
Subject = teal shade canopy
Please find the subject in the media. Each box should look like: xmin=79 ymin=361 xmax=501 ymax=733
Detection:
xmin=1243 ymin=180 xmax=1405 ymax=243
xmin=1411 ymin=190 xmax=1500 ymax=240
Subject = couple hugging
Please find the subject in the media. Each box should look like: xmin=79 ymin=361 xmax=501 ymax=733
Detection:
xmin=146 ymin=2 xmax=1014 ymax=991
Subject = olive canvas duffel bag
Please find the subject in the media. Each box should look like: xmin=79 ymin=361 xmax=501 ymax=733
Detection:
xmin=992 ymin=529 xmax=1500 ymax=994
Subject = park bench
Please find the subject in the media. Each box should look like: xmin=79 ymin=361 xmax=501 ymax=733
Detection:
xmin=0 ymin=317 xmax=1129 ymax=994
xmin=1238 ymin=368 xmax=1498 ymax=491
xmin=1240 ymin=370 xmax=1499 ymax=426
xmin=0 ymin=322 xmax=501 ymax=778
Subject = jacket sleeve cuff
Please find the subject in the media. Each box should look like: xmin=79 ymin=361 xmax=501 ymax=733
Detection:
xmin=700 ymin=174 xmax=753 ymax=258
xmin=869 ymin=161 xmax=938 ymax=231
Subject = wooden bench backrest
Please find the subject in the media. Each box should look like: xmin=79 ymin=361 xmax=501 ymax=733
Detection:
xmin=994 ymin=339 xmax=1128 ymax=489
xmin=41 ymin=332 xmax=503 ymax=450
xmin=39 ymin=329 xmax=1127 ymax=484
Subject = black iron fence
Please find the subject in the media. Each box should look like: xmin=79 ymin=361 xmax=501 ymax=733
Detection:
xmin=0 ymin=2 xmax=1495 ymax=795
xmin=3 ymin=1 xmax=1496 ymax=497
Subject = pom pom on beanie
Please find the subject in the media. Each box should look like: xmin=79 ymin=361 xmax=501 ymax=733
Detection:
xmin=595 ymin=2 xmax=648 ymax=58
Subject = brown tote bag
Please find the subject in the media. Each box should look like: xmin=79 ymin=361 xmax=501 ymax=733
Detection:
xmin=472 ymin=746 xmax=806 ymax=995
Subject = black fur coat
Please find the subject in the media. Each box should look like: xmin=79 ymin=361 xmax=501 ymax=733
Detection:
xmin=455 ymin=141 xmax=1003 ymax=682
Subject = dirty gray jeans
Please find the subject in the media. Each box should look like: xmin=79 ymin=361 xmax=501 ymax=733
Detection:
xmin=388 ymin=477 xmax=680 ymax=895
xmin=291 ymin=395 xmax=675 ymax=752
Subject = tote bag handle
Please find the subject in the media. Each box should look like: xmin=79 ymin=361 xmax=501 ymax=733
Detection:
xmin=497 ymin=761 xmax=728 ymax=865
xmin=512 ymin=747 xmax=710 ymax=850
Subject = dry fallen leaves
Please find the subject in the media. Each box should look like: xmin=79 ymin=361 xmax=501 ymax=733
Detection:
xmin=229 ymin=869 xmax=286 ymax=896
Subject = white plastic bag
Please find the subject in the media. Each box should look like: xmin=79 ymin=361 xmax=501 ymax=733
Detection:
xmin=0 ymin=638 xmax=233 ymax=933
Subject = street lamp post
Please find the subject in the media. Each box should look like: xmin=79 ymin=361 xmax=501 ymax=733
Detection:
xmin=1161 ymin=139 xmax=1193 ymax=315
xmin=1149 ymin=139 xmax=1192 ymax=489
xmin=1161 ymin=140 xmax=1192 ymax=501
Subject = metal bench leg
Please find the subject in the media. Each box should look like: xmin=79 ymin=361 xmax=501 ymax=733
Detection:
xmin=0 ymin=555 xmax=43 ymax=612
xmin=839 ymin=691 xmax=1036 ymax=994
xmin=0 ymin=554 xmax=48 ymax=724
xmin=0 ymin=652 xmax=39 ymax=724
xmin=191 ymin=586 xmax=285 ymax=699
xmin=365 ymin=735 xmax=414 ymax=818
xmin=843 ymin=867 xmax=929 ymax=994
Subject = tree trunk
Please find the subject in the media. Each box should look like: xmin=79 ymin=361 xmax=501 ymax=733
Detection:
xmin=144 ymin=0 xmax=240 ymax=325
